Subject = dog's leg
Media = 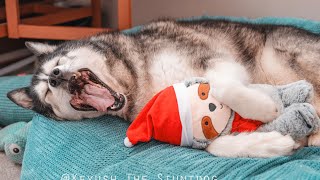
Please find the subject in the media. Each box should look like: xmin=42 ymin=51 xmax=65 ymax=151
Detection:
xmin=206 ymin=131 xmax=296 ymax=157
xmin=308 ymin=132 xmax=320 ymax=146
xmin=205 ymin=61 xmax=279 ymax=122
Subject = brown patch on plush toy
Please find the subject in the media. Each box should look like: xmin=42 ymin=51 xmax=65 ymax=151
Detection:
xmin=198 ymin=83 xmax=210 ymax=100
xmin=201 ymin=116 xmax=218 ymax=139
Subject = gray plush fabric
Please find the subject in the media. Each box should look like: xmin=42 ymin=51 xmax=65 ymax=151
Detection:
xmin=192 ymin=138 xmax=211 ymax=149
xmin=184 ymin=77 xmax=209 ymax=87
xmin=258 ymin=103 xmax=319 ymax=140
xmin=277 ymin=80 xmax=314 ymax=107
xmin=220 ymin=111 xmax=235 ymax=136
xmin=254 ymin=80 xmax=320 ymax=140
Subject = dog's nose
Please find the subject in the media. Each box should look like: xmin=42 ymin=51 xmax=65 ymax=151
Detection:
xmin=49 ymin=68 xmax=62 ymax=87
xmin=49 ymin=78 xmax=60 ymax=87
xmin=51 ymin=68 xmax=61 ymax=77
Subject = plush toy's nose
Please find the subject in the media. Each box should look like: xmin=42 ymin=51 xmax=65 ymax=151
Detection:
xmin=209 ymin=103 xmax=216 ymax=112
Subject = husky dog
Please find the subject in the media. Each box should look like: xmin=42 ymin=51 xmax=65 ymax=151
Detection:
xmin=7 ymin=19 xmax=320 ymax=157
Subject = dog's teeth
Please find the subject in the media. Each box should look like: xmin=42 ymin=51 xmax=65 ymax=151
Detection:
xmin=96 ymin=84 xmax=102 ymax=88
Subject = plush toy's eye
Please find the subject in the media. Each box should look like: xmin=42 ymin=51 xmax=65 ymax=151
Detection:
xmin=8 ymin=144 xmax=21 ymax=154
xmin=198 ymin=83 xmax=210 ymax=100
xmin=13 ymin=148 xmax=19 ymax=153
xmin=201 ymin=116 xmax=218 ymax=139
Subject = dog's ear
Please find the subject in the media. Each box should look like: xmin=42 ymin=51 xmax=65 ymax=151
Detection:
xmin=7 ymin=87 xmax=33 ymax=109
xmin=25 ymin=42 xmax=57 ymax=56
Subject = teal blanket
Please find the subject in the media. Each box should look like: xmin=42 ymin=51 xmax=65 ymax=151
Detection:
xmin=20 ymin=16 xmax=320 ymax=179
xmin=22 ymin=115 xmax=320 ymax=179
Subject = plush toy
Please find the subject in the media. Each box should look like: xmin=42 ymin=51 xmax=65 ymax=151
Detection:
xmin=124 ymin=78 xmax=320 ymax=149
xmin=0 ymin=121 xmax=31 ymax=164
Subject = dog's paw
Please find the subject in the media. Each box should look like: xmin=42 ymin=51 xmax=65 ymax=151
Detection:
xmin=255 ymin=132 xmax=296 ymax=157
xmin=256 ymin=96 xmax=280 ymax=123
xmin=294 ymin=138 xmax=308 ymax=149
xmin=308 ymin=131 xmax=320 ymax=146
xmin=206 ymin=132 xmax=295 ymax=158
xmin=239 ymin=93 xmax=279 ymax=123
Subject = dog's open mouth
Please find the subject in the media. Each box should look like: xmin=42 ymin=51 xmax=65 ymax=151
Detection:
xmin=68 ymin=68 xmax=125 ymax=112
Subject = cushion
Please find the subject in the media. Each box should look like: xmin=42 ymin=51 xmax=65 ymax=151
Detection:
xmin=0 ymin=75 xmax=33 ymax=126
xmin=21 ymin=16 xmax=320 ymax=179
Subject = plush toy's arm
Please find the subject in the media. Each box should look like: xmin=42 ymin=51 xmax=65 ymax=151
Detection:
xmin=257 ymin=103 xmax=319 ymax=140
xmin=192 ymin=138 xmax=210 ymax=149
xmin=204 ymin=62 xmax=279 ymax=123
xmin=206 ymin=131 xmax=296 ymax=157
xmin=276 ymin=80 xmax=314 ymax=106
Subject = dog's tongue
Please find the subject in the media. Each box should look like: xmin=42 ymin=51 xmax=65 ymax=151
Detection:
xmin=81 ymin=84 xmax=115 ymax=112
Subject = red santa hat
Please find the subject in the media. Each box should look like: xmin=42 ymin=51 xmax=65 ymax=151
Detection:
xmin=124 ymin=83 xmax=193 ymax=147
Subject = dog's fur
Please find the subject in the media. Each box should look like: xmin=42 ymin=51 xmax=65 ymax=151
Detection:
xmin=8 ymin=19 xmax=320 ymax=157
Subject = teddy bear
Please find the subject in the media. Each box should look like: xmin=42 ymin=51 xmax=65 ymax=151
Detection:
xmin=124 ymin=78 xmax=320 ymax=149
xmin=0 ymin=121 xmax=31 ymax=164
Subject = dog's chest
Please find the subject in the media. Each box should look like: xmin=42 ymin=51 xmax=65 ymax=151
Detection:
xmin=148 ymin=50 xmax=198 ymax=93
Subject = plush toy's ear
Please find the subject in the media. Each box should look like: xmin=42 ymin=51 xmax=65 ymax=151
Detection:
xmin=7 ymin=87 xmax=33 ymax=109
xmin=25 ymin=42 xmax=57 ymax=56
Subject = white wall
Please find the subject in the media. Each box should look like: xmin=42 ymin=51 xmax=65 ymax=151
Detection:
xmin=131 ymin=0 xmax=320 ymax=26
